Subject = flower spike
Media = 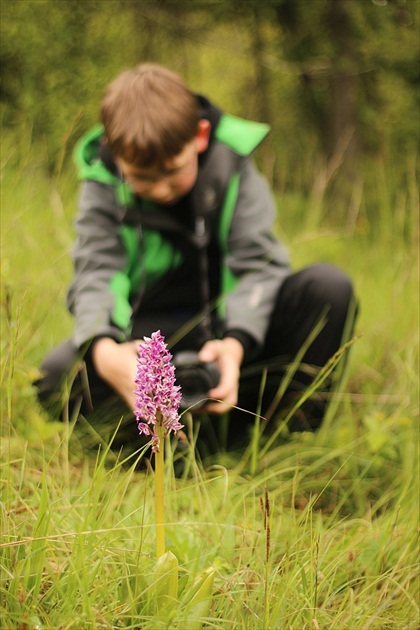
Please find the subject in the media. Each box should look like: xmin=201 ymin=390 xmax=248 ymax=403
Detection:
xmin=134 ymin=330 xmax=183 ymax=451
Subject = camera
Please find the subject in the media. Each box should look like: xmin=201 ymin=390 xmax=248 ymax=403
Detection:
xmin=173 ymin=350 xmax=220 ymax=412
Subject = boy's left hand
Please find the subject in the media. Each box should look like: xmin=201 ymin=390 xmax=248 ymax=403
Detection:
xmin=198 ymin=337 xmax=244 ymax=414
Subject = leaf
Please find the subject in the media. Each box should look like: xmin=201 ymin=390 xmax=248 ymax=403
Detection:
xmin=149 ymin=550 xmax=179 ymax=614
xmin=182 ymin=569 xmax=215 ymax=630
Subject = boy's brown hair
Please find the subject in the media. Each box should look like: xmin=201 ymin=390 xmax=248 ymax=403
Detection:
xmin=101 ymin=63 xmax=200 ymax=169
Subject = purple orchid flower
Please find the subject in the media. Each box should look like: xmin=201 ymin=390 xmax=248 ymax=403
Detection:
xmin=134 ymin=330 xmax=183 ymax=452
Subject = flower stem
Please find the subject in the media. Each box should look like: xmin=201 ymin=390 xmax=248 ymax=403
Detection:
xmin=155 ymin=419 xmax=165 ymax=558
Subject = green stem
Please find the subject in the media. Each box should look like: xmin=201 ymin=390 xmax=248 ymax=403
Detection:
xmin=155 ymin=418 xmax=165 ymax=558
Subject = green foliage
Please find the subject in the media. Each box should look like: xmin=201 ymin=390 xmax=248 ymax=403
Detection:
xmin=1 ymin=417 xmax=418 ymax=627
xmin=0 ymin=5 xmax=418 ymax=625
xmin=1 ymin=0 xmax=418 ymax=190
xmin=1 ymin=129 xmax=419 ymax=628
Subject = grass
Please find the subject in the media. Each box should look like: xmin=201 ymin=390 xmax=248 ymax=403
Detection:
xmin=1 ymin=143 xmax=419 ymax=628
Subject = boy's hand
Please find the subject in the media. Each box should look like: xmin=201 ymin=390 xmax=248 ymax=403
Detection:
xmin=92 ymin=337 xmax=140 ymax=410
xmin=198 ymin=337 xmax=244 ymax=414
xmin=92 ymin=336 xmax=245 ymax=416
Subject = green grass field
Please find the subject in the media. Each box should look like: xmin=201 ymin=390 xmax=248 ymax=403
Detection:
xmin=1 ymin=146 xmax=419 ymax=629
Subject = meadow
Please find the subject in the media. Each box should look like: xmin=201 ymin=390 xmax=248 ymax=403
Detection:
xmin=1 ymin=140 xmax=419 ymax=629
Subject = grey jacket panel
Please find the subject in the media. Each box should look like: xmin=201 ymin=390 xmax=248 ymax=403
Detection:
xmin=224 ymin=158 xmax=290 ymax=347
xmin=67 ymin=181 xmax=129 ymax=347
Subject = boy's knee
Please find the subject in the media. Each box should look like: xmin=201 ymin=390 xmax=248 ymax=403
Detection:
xmin=303 ymin=264 xmax=355 ymax=310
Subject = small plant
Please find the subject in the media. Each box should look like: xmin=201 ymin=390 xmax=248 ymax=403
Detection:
xmin=260 ymin=486 xmax=272 ymax=628
xmin=133 ymin=330 xmax=215 ymax=624
xmin=134 ymin=329 xmax=184 ymax=558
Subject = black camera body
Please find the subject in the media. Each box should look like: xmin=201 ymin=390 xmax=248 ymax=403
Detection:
xmin=173 ymin=350 xmax=220 ymax=412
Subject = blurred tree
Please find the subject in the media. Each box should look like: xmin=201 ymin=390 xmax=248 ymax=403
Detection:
xmin=271 ymin=0 xmax=418 ymax=212
xmin=273 ymin=0 xmax=419 ymax=156
xmin=1 ymin=1 xmax=97 ymax=145
xmin=0 ymin=0 xmax=417 ymax=216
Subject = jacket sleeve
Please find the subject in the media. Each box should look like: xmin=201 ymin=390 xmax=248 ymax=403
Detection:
xmin=67 ymin=180 xmax=131 ymax=348
xmin=223 ymin=158 xmax=290 ymax=350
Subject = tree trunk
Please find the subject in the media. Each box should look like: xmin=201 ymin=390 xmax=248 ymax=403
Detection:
xmin=324 ymin=0 xmax=361 ymax=215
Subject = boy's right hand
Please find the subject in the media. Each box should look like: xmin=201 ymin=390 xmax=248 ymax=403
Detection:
xmin=198 ymin=336 xmax=244 ymax=414
xmin=92 ymin=337 xmax=139 ymax=410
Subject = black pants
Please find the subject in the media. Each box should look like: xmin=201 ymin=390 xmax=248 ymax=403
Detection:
xmin=35 ymin=264 xmax=356 ymax=446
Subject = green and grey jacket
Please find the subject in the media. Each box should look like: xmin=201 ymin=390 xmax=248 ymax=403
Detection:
xmin=67 ymin=97 xmax=290 ymax=354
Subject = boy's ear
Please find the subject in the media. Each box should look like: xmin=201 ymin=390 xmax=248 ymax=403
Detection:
xmin=195 ymin=119 xmax=211 ymax=154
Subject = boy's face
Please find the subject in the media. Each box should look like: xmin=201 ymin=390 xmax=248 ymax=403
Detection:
xmin=116 ymin=120 xmax=210 ymax=206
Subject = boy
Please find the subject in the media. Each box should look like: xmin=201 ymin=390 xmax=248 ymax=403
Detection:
xmin=36 ymin=63 xmax=356 ymax=445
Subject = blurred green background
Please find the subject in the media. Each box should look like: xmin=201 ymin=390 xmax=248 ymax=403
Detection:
xmin=1 ymin=0 xmax=418 ymax=225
